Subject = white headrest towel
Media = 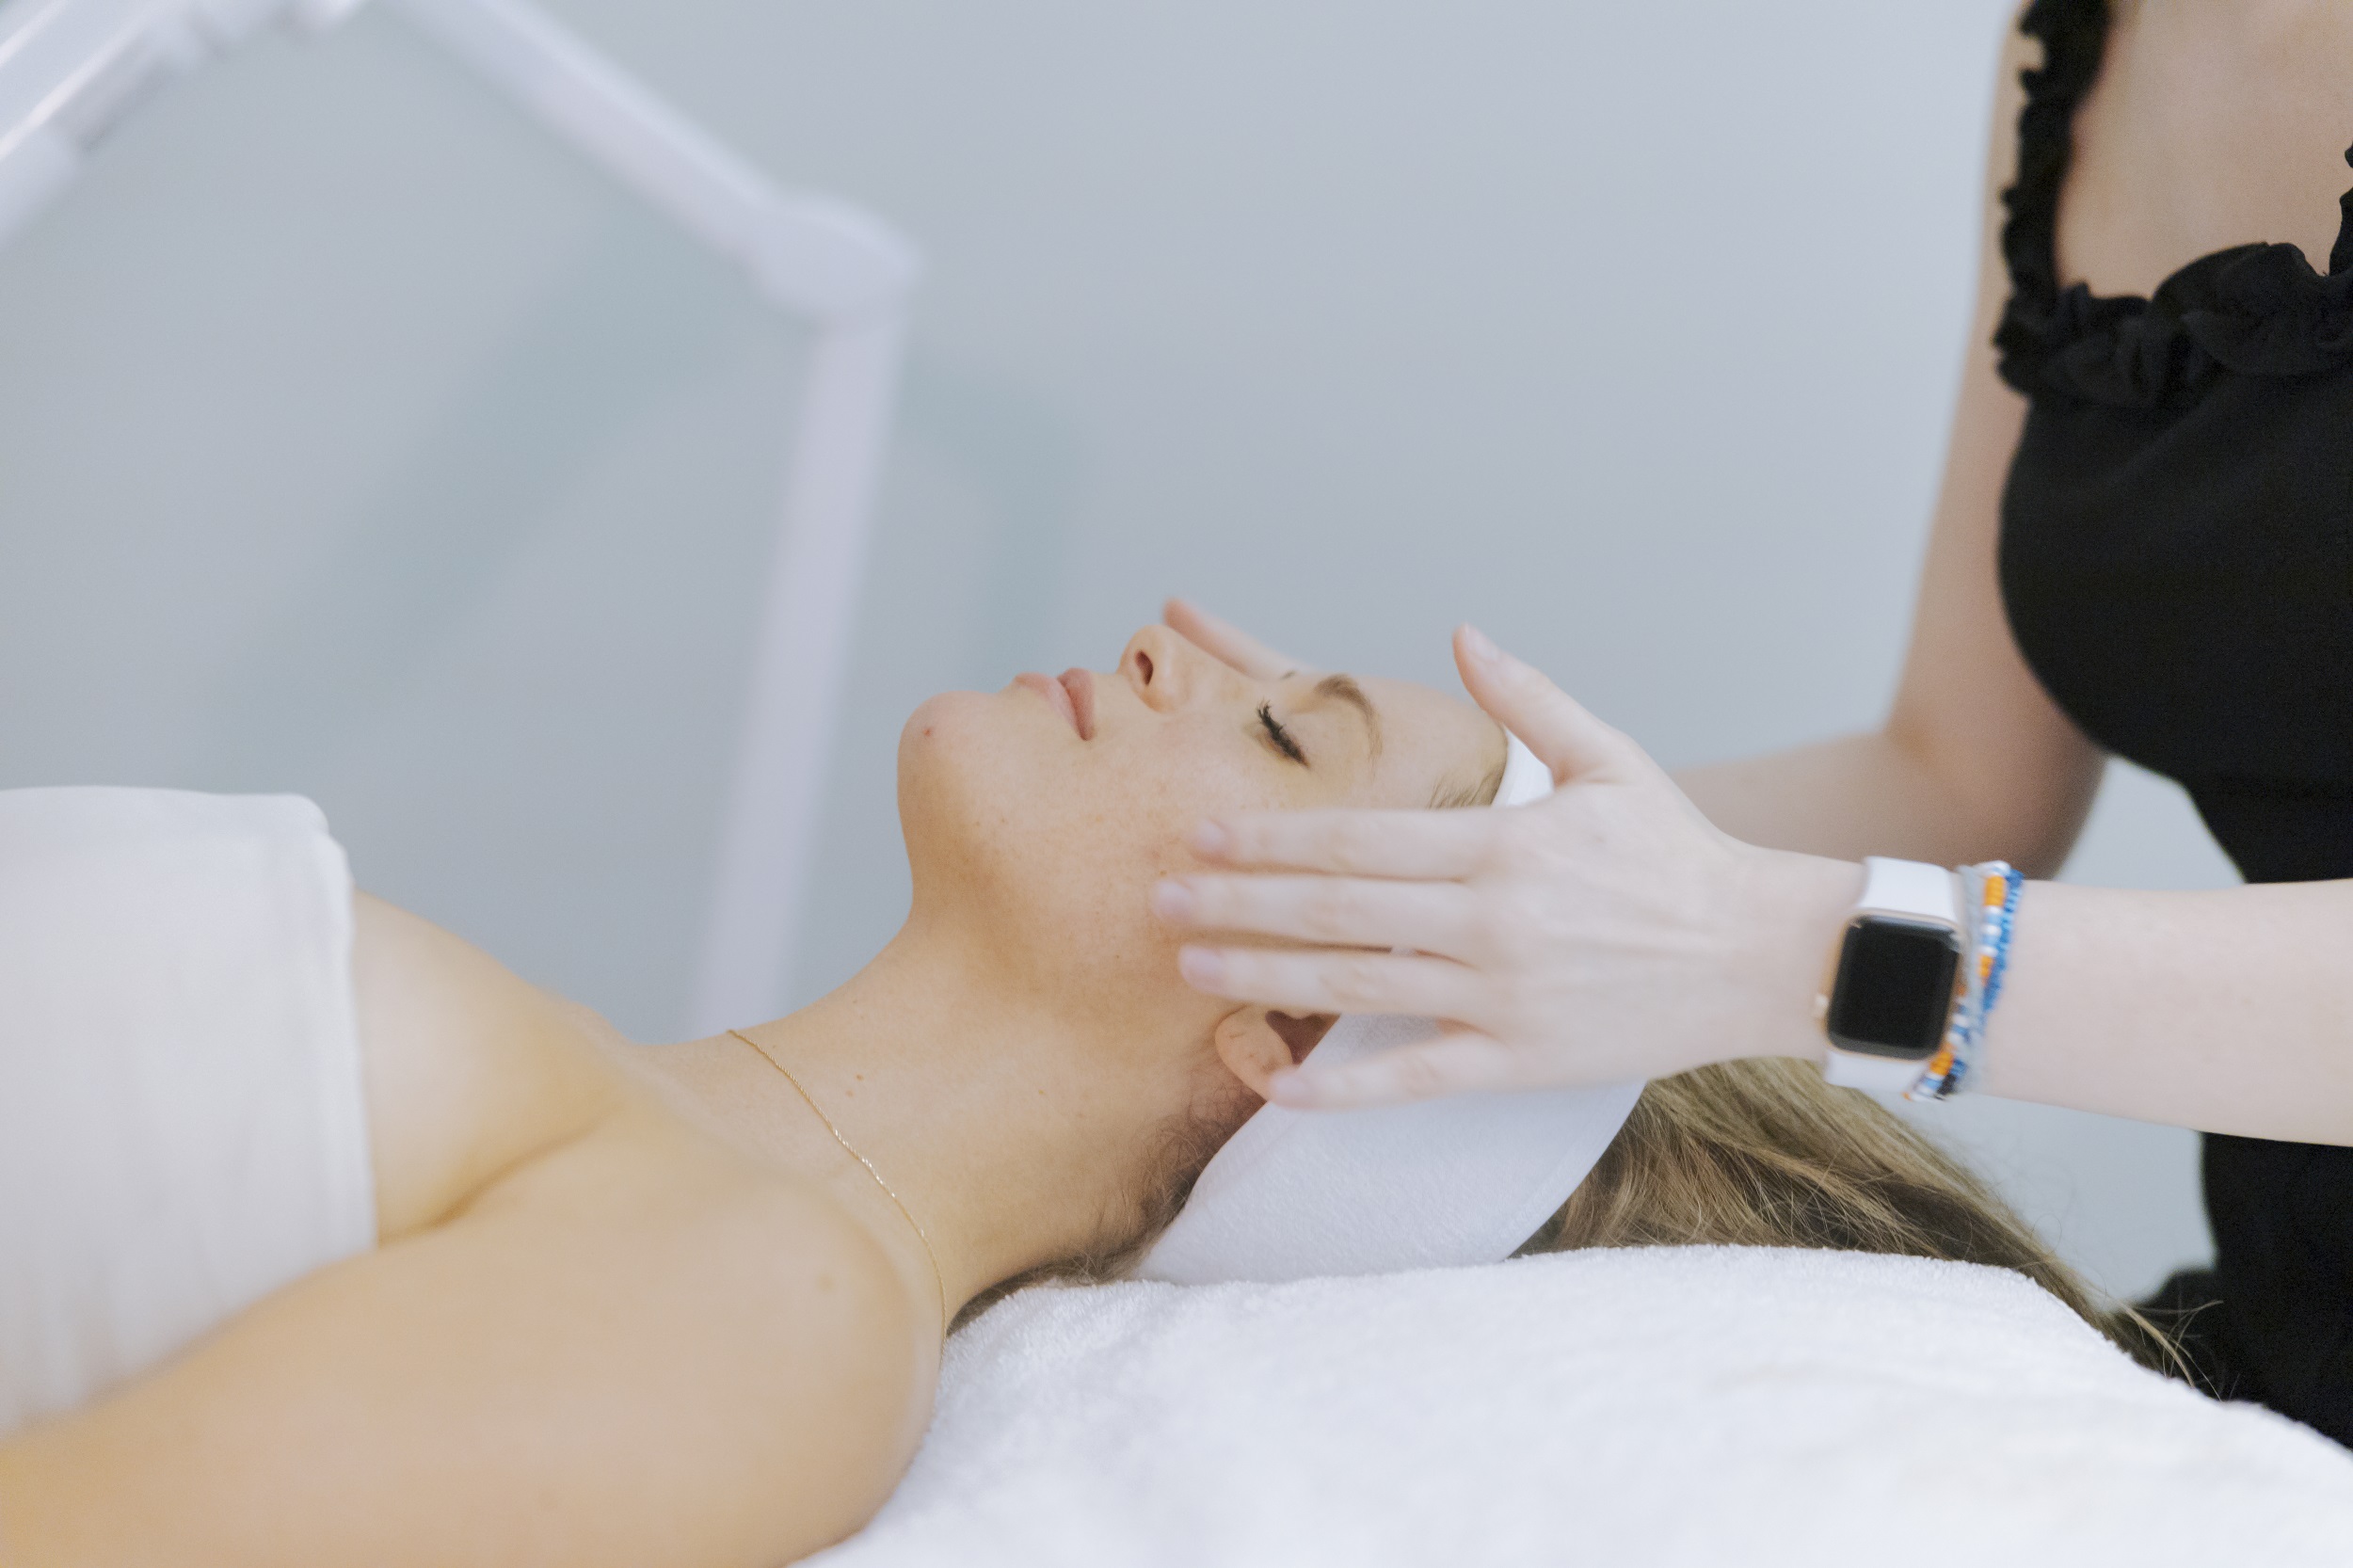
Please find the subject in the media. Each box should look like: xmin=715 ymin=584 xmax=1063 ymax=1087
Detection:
xmin=1139 ymin=733 xmax=1645 ymax=1285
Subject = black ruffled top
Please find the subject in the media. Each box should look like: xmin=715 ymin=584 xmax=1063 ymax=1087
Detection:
xmin=1995 ymin=0 xmax=2353 ymax=409
xmin=1992 ymin=0 xmax=2353 ymax=1449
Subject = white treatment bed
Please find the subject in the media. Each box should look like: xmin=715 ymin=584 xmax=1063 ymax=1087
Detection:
xmin=810 ymin=1246 xmax=2353 ymax=1568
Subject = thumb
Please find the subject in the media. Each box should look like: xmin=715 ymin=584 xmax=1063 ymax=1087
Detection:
xmin=1453 ymin=625 xmax=1654 ymax=785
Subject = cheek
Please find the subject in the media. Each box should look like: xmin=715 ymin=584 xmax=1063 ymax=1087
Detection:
xmin=1005 ymin=738 xmax=1265 ymax=982
xmin=1075 ymin=733 xmax=1321 ymax=1004
xmin=907 ymin=705 xmax=1290 ymax=1001
xmin=1064 ymin=717 xmax=1289 ymax=882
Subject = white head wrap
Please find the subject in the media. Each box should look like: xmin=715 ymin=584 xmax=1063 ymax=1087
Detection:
xmin=1139 ymin=733 xmax=1646 ymax=1284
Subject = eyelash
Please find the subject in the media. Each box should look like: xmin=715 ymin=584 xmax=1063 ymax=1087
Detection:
xmin=1257 ymin=702 xmax=1307 ymax=765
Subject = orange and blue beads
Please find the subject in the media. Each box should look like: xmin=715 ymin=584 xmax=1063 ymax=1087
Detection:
xmin=1909 ymin=861 xmax=2024 ymax=1102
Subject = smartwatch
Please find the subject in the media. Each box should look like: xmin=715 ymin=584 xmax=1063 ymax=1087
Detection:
xmin=1817 ymin=857 xmax=1966 ymax=1094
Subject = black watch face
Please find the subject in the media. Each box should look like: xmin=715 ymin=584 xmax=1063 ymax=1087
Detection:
xmin=1825 ymin=916 xmax=1962 ymax=1058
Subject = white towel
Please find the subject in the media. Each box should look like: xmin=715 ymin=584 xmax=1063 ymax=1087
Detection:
xmin=813 ymin=1247 xmax=2353 ymax=1568
xmin=0 ymin=788 xmax=375 ymax=1438
xmin=1139 ymin=1012 xmax=1644 ymax=1282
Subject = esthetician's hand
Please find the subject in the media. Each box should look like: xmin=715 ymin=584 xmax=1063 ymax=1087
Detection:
xmin=1162 ymin=597 xmax=1305 ymax=681
xmin=1154 ymin=621 xmax=1851 ymax=1109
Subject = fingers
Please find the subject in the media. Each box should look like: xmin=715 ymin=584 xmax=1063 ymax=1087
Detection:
xmin=1190 ymin=808 xmax=1495 ymax=880
xmin=1453 ymin=625 xmax=1657 ymax=786
xmin=1177 ymin=945 xmax=1489 ymax=1025
xmin=1268 ymin=1029 xmax=1527 ymax=1111
xmin=1162 ymin=598 xmax=1303 ymax=681
xmin=1154 ymin=873 xmax=1485 ymax=961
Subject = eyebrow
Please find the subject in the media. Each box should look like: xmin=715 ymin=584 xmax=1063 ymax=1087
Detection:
xmin=1305 ymin=673 xmax=1383 ymax=760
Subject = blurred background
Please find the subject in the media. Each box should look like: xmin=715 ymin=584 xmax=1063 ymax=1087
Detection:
xmin=0 ymin=0 xmax=2233 ymax=1300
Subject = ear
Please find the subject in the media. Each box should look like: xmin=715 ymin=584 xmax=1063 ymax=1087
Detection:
xmin=1212 ymin=1008 xmax=1339 ymax=1099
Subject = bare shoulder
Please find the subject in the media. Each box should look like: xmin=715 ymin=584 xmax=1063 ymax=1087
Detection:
xmin=0 ymin=1106 xmax=931 ymax=1568
xmin=351 ymin=891 xmax=644 ymax=1239
xmin=462 ymin=1112 xmax=936 ymax=1545
xmin=1988 ymin=3 xmax=2036 ymax=211
xmin=481 ymin=1100 xmax=934 ymax=1393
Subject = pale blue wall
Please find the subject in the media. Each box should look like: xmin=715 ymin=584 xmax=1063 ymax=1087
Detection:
xmin=0 ymin=0 xmax=2228 ymax=1296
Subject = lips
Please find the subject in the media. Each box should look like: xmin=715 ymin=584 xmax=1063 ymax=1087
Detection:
xmin=1058 ymin=668 xmax=1096 ymax=741
xmin=1015 ymin=671 xmax=1085 ymax=739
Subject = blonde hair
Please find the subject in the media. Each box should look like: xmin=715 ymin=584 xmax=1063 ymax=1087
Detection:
xmin=1521 ymin=1056 xmax=2180 ymax=1371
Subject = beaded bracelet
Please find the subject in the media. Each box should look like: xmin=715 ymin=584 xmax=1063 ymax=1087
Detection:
xmin=1907 ymin=860 xmax=2024 ymax=1102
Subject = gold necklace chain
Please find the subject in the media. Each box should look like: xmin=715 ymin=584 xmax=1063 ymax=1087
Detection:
xmin=728 ymin=1029 xmax=950 ymax=1336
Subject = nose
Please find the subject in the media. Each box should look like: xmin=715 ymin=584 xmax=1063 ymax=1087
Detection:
xmin=1119 ymin=624 xmax=1235 ymax=715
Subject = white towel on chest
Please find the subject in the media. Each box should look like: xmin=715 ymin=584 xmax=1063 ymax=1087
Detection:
xmin=812 ymin=1246 xmax=2353 ymax=1568
xmin=0 ymin=788 xmax=375 ymax=1438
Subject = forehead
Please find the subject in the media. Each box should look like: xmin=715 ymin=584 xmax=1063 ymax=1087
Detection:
xmin=1332 ymin=673 xmax=1504 ymax=807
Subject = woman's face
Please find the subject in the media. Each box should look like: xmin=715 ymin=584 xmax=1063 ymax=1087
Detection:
xmin=898 ymin=624 xmax=1504 ymax=1039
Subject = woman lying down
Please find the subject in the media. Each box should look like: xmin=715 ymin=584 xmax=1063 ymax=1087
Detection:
xmin=0 ymin=622 xmax=2162 ymax=1567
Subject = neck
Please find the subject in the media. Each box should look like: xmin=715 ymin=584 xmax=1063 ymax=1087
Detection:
xmin=643 ymin=919 xmax=1188 ymax=1328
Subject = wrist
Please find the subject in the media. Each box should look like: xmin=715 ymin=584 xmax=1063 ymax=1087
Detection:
xmin=1726 ymin=849 xmax=1865 ymax=1065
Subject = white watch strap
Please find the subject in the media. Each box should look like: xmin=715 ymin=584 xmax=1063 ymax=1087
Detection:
xmin=1821 ymin=1047 xmax=1939 ymax=1094
xmin=1822 ymin=857 xmax=1963 ymax=1096
xmin=1857 ymin=856 xmax=1961 ymax=923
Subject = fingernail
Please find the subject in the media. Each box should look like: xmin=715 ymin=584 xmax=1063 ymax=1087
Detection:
xmin=1151 ymin=879 xmax=1199 ymax=922
xmin=1177 ymin=946 xmax=1228 ymax=989
xmin=1462 ymin=625 xmax=1500 ymax=664
xmin=1189 ymin=819 xmax=1234 ymax=858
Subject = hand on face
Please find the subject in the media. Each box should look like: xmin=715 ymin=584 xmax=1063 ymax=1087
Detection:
xmin=1153 ymin=610 xmax=1831 ymax=1111
xmin=896 ymin=612 xmax=1505 ymax=1100
xmin=1159 ymin=597 xmax=1302 ymax=683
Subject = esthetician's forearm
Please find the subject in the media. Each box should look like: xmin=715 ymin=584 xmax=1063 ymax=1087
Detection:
xmin=1676 ymin=727 xmax=2087 ymax=877
xmin=1974 ymin=879 xmax=2353 ymax=1144
xmin=1746 ymin=856 xmax=2353 ymax=1145
xmin=1676 ymin=136 xmax=2096 ymax=880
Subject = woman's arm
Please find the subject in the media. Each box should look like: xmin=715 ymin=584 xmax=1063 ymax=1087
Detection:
xmin=1164 ymin=637 xmax=2353 ymax=1147
xmin=1677 ymin=16 xmax=2104 ymax=880
xmin=0 ymin=1114 xmax=924 ymax=1568
xmin=1737 ymin=857 xmax=2353 ymax=1146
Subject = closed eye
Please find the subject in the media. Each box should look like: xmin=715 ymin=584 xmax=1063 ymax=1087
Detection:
xmin=1257 ymin=702 xmax=1307 ymax=765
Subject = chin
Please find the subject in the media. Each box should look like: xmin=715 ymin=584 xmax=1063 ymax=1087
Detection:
xmin=897 ymin=689 xmax=1051 ymax=910
xmin=897 ymin=689 xmax=1032 ymax=811
xmin=897 ymin=689 xmax=988 ymax=846
xmin=893 ymin=688 xmax=1156 ymax=984
xmin=899 ymin=688 xmax=991 ymax=766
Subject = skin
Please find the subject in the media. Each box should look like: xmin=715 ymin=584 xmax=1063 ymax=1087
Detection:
xmin=1152 ymin=2 xmax=2353 ymax=1148
xmin=0 ymin=624 xmax=1499 ymax=1568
